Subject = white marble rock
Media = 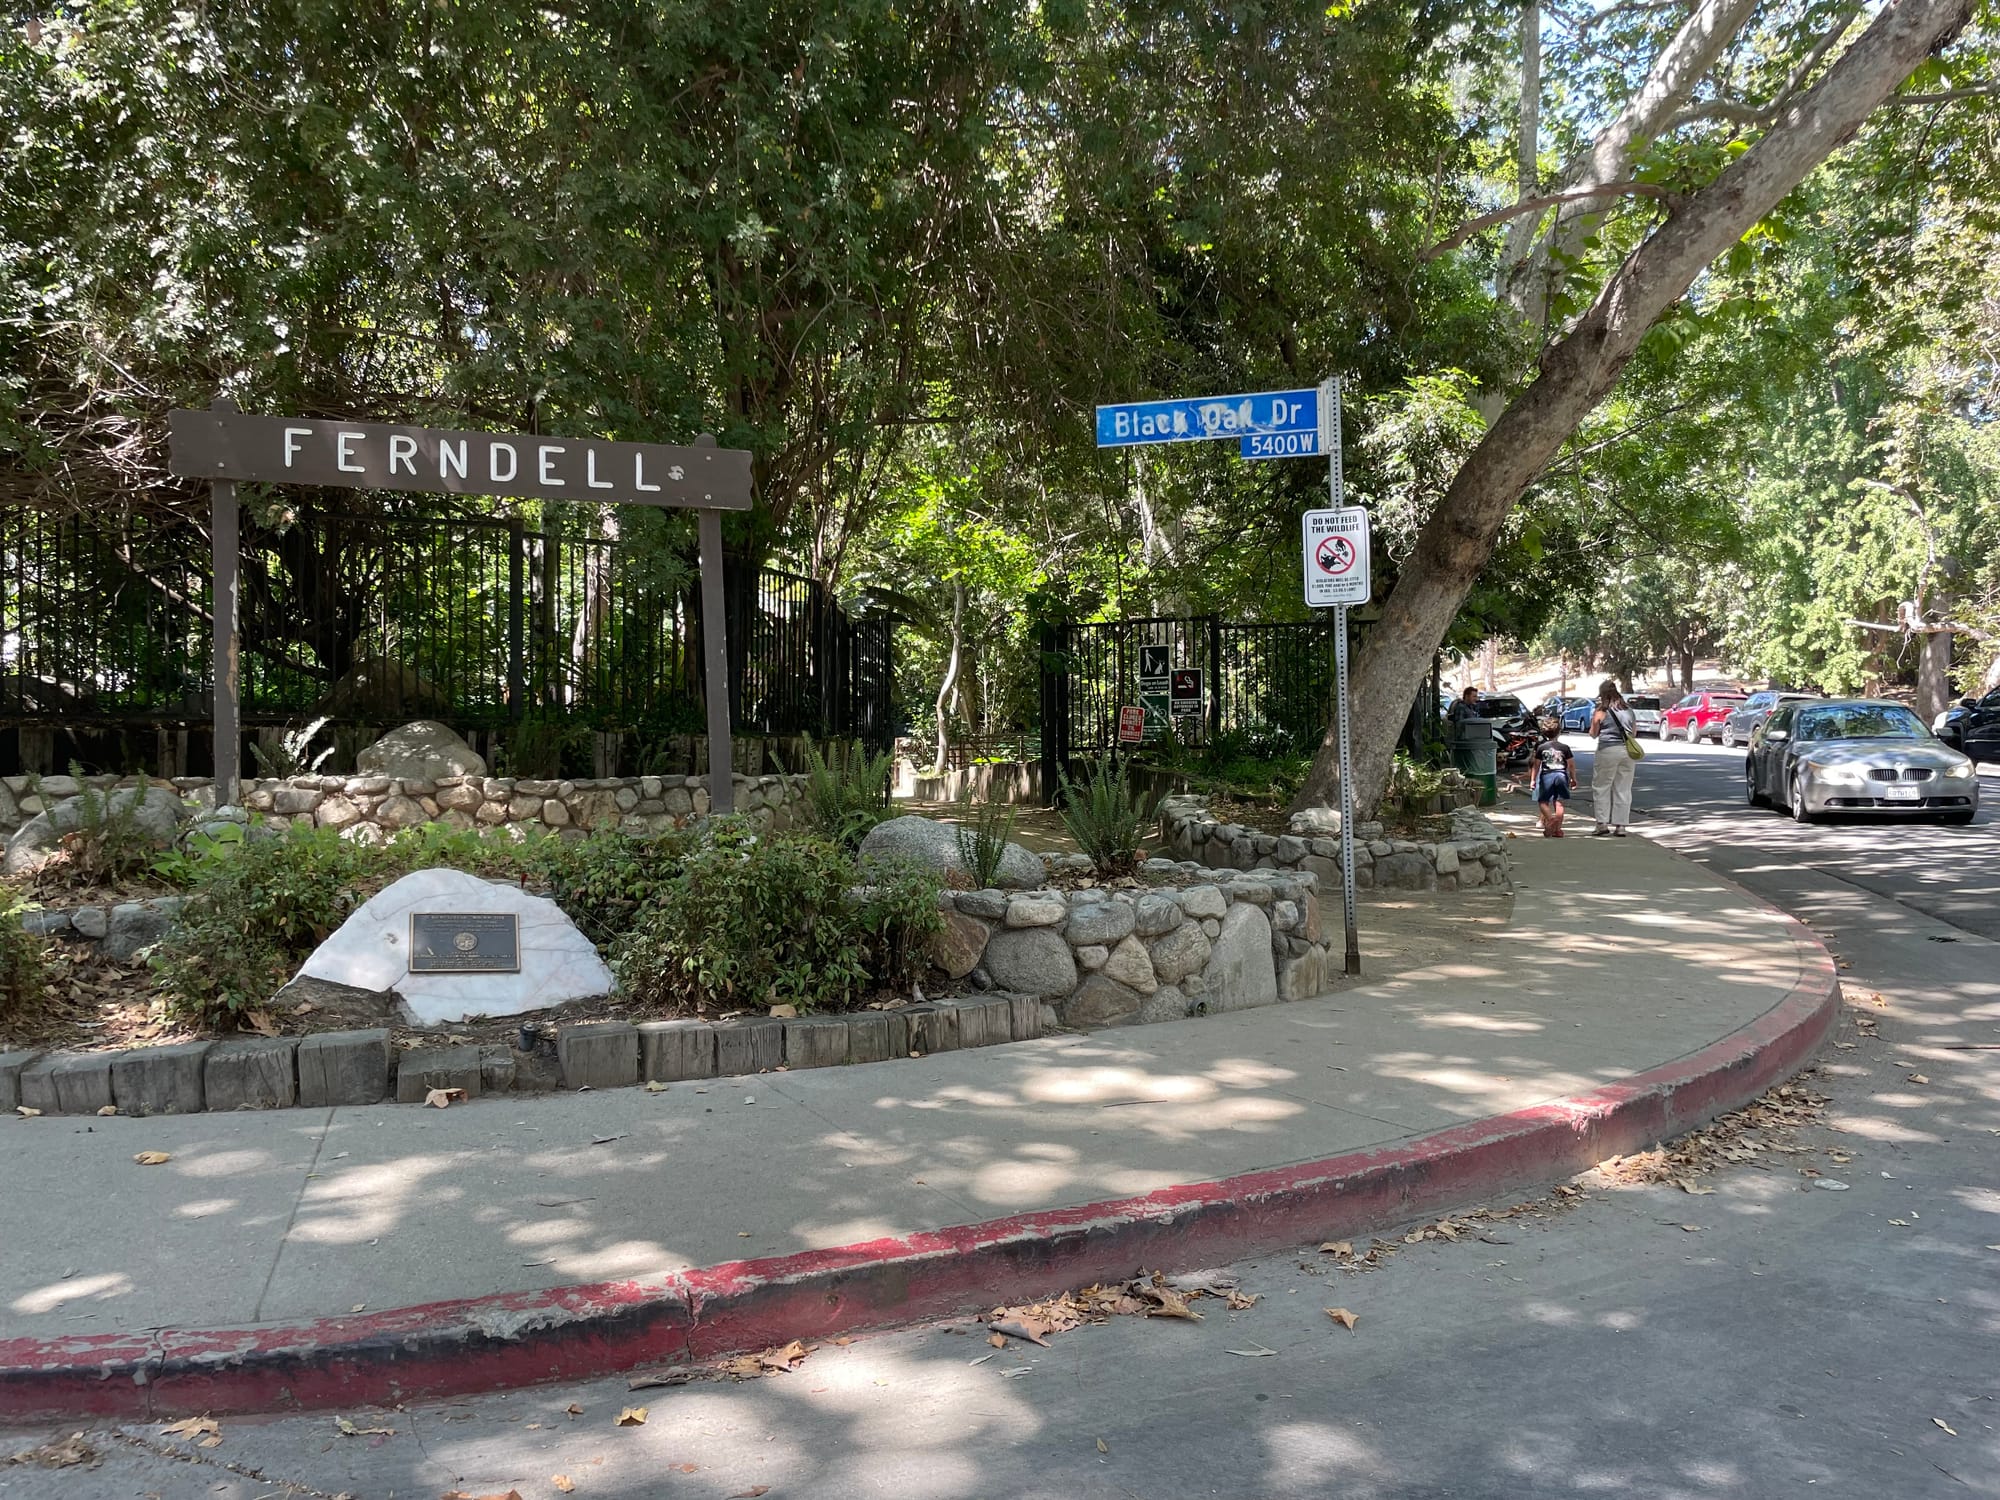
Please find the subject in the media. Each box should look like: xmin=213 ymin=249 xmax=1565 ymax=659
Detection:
xmin=296 ymin=868 xmax=612 ymax=1025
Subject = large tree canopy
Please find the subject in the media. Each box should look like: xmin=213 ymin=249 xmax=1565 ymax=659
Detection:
xmin=4 ymin=0 xmax=1996 ymax=802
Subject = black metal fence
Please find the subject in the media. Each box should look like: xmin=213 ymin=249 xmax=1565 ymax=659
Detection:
xmin=1039 ymin=614 xmax=1341 ymax=772
xmin=0 ymin=504 xmax=890 ymax=767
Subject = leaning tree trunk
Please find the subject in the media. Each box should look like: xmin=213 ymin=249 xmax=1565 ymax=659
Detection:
xmin=1293 ymin=0 xmax=1976 ymax=817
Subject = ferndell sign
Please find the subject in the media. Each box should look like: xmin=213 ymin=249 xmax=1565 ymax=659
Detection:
xmin=167 ymin=411 xmax=753 ymax=511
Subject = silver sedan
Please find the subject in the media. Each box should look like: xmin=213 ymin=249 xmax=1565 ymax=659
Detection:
xmin=1745 ymin=699 xmax=1979 ymax=826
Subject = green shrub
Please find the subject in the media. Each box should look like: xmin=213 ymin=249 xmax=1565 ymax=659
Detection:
xmin=1058 ymin=759 xmax=1156 ymax=875
xmin=0 ymin=886 xmax=48 ymax=1021
xmin=615 ymin=824 xmax=940 ymax=1012
xmin=953 ymin=790 xmax=1017 ymax=888
xmin=524 ymin=827 xmax=694 ymax=949
xmin=795 ymin=735 xmax=894 ymax=850
xmin=155 ymin=825 xmax=396 ymax=1020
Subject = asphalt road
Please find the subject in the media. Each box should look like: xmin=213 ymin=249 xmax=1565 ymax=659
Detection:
xmin=8 ymin=739 xmax=1997 ymax=1499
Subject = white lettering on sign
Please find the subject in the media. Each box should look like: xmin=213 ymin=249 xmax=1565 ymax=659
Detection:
xmin=1302 ymin=507 xmax=1372 ymax=608
xmin=538 ymin=444 xmax=565 ymax=486
xmin=336 ymin=431 xmax=366 ymax=473
xmin=490 ymin=441 xmax=519 ymax=484
xmin=388 ymin=434 xmax=418 ymax=475
xmin=634 ymin=453 xmax=662 ymax=492
xmin=586 ymin=449 xmax=614 ymax=490
xmin=283 ymin=427 xmax=313 ymax=467
xmin=439 ymin=438 xmax=468 ymax=481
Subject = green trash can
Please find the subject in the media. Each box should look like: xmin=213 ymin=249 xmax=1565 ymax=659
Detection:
xmin=1451 ymin=716 xmax=1499 ymax=806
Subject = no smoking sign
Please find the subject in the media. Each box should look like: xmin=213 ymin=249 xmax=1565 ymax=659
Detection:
xmin=1303 ymin=507 xmax=1370 ymax=607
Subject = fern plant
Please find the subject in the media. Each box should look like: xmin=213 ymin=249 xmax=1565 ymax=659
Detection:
xmin=1058 ymin=759 xmax=1154 ymax=875
xmin=249 ymin=717 xmax=334 ymax=778
xmin=953 ymin=789 xmax=1018 ymax=887
xmin=795 ymin=735 xmax=894 ymax=851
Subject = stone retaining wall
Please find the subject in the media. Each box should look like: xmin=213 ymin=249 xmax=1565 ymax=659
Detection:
xmin=0 ymin=995 xmax=1046 ymax=1117
xmin=0 ymin=771 xmax=808 ymax=842
xmin=933 ymin=862 xmax=1335 ymax=1028
xmin=1156 ymin=795 xmax=1510 ymax=892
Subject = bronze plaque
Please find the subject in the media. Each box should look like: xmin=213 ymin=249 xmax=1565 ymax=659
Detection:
xmin=408 ymin=912 xmax=521 ymax=974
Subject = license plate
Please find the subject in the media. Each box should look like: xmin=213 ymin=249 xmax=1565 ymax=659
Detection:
xmin=1882 ymin=784 xmax=1921 ymax=802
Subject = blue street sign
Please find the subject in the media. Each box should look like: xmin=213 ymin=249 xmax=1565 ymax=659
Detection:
xmin=1240 ymin=430 xmax=1324 ymax=460
xmin=1096 ymin=388 xmax=1318 ymax=448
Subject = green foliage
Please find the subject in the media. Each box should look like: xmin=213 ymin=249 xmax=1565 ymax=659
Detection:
xmin=524 ymin=829 xmax=695 ymax=951
xmin=0 ymin=886 xmax=49 ymax=1022
xmin=1058 ymin=760 xmax=1155 ymax=875
xmin=44 ymin=768 xmax=160 ymax=884
xmin=155 ymin=825 xmax=396 ymax=1021
xmin=795 ymin=736 xmax=893 ymax=851
xmin=615 ymin=825 xmax=941 ymax=1012
xmin=150 ymin=820 xmax=248 ymax=888
xmin=1385 ymin=752 xmax=1457 ymax=809
xmin=952 ymin=791 xmax=1018 ymax=889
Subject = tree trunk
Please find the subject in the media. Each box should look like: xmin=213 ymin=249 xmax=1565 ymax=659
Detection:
xmin=1517 ymin=3 xmax=1541 ymax=205
xmin=929 ymin=579 xmax=965 ymax=776
xmin=1293 ymin=0 xmax=1975 ymax=818
xmin=1679 ymin=647 xmax=1695 ymax=691
xmin=1501 ymin=0 xmax=1765 ymax=327
xmin=1916 ymin=628 xmax=1952 ymax=721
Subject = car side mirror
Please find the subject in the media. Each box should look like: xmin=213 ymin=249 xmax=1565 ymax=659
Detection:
xmin=1762 ymin=729 xmax=1788 ymax=743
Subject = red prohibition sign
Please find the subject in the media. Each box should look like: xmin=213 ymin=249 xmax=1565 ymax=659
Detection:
xmin=1314 ymin=533 xmax=1357 ymax=575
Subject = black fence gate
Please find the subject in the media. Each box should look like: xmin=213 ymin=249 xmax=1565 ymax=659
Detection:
xmin=1039 ymin=614 xmax=1341 ymax=776
xmin=0 ymin=504 xmax=891 ymax=774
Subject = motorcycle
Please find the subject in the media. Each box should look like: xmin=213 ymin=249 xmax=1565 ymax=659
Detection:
xmin=1496 ymin=722 xmax=1537 ymax=769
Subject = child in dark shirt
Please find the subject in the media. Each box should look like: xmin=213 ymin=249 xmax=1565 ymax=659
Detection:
xmin=1533 ymin=717 xmax=1577 ymax=837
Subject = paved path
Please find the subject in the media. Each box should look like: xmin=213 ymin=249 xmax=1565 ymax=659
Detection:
xmin=1 ymin=827 xmax=1824 ymax=1355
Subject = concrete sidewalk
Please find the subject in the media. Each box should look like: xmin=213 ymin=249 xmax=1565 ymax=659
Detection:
xmin=0 ymin=826 xmax=1836 ymax=1418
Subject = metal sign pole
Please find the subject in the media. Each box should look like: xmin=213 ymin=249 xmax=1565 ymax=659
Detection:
xmin=1329 ymin=377 xmax=1360 ymax=976
xmin=209 ymin=395 xmax=241 ymax=809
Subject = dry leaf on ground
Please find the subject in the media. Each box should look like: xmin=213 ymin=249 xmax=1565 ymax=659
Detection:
xmin=727 ymin=1489 xmax=771 ymax=1499
xmin=552 ymin=1478 xmax=575 ymax=1493
xmin=334 ymin=1417 xmax=396 ymax=1436
xmin=95 ymin=1105 xmax=117 ymax=1116
xmin=769 ymin=1004 xmax=798 ymax=1019
xmin=11 ymin=1433 xmax=96 ymax=1468
xmin=160 ymin=1416 xmax=219 ymax=1441
xmin=1224 ymin=1291 xmax=1260 ymax=1310
xmin=1325 ymin=1308 xmax=1359 ymax=1330
xmin=1227 ymin=1344 xmax=1279 ymax=1357
xmin=1318 ymin=1241 xmax=1351 ymax=1256
xmin=243 ymin=1010 xmax=280 ymax=1038
xmin=425 ymin=1087 xmax=466 ymax=1109
xmin=1933 ymin=1418 xmax=1957 ymax=1435
xmin=616 ymin=1406 xmax=648 ymax=1426
xmin=14 ymin=1105 xmax=41 ymax=1117
xmin=439 ymin=1491 xmax=525 ymax=1500
xmin=1096 ymin=1438 xmax=1110 ymax=1454
xmin=1908 ymin=1074 xmax=1930 ymax=1085
xmin=133 ymin=1151 xmax=171 ymax=1166
xmin=564 ymin=1403 xmax=583 ymax=1417
xmin=987 ymin=1333 xmax=1007 ymax=1349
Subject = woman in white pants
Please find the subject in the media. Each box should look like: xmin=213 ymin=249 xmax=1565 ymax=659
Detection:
xmin=1590 ymin=680 xmax=1638 ymax=836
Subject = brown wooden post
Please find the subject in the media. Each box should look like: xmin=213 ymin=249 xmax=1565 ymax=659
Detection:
xmin=695 ymin=436 xmax=735 ymax=815
xmin=210 ymin=396 xmax=241 ymax=808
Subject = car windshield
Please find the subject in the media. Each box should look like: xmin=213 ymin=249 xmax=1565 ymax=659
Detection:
xmin=1794 ymin=704 xmax=1929 ymax=741
xmin=1480 ymin=696 xmax=1524 ymax=717
xmin=1628 ymin=696 xmax=1660 ymax=711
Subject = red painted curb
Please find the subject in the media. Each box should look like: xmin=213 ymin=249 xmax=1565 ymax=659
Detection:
xmin=0 ymin=910 xmax=1837 ymax=1423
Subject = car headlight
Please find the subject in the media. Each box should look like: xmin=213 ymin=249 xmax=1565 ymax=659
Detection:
xmin=1944 ymin=761 xmax=1976 ymax=780
xmin=1815 ymin=764 xmax=1867 ymax=787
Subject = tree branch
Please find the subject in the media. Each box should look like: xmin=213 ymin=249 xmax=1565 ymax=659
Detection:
xmin=1425 ymin=181 xmax=1678 ymax=260
xmin=1890 ymin=82 xmax=2000 ymax=104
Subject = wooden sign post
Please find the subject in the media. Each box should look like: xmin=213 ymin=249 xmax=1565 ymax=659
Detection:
xmin=169 ymin=403 xmax=755 ymax=815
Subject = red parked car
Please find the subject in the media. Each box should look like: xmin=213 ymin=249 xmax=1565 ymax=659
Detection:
xmin=1661 ymin=689 xmax=1748 ymax=743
